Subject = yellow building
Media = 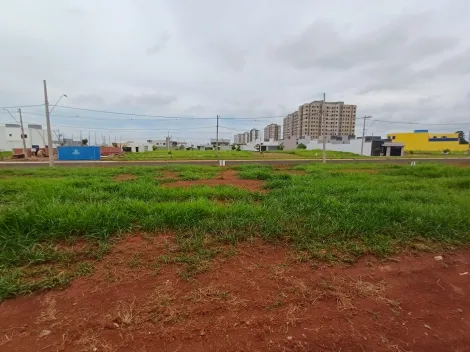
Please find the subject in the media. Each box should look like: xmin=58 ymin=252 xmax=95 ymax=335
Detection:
xmin=387 ymin=130 xmax=468 ymax=152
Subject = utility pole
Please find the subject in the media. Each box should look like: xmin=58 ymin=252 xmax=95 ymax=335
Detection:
xmin=94 ymin=132 xmax=97 ymax=146
xmin=360 ymin=115 xmax=372 ymax=156
xmin=321 ymin=93 xmax=326 ymax=163
xmin=17 ymin=108 xmax=28 ymax=160
xmin=43 ymin=80 xmax=54 ymax=166
xmin=216 ymin=114 xmax=219 ymax=157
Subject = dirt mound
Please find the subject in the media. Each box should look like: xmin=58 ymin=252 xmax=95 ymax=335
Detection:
xmin=113 ymin=174 xmax=137 ymax=181
xmin=163 ymin=170 xmax=265 ymax=192
xmin=1 ymin=237 xmax=469 ymax=352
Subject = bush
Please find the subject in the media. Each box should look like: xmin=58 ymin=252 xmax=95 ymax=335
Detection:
xmin=443 ymin=149 xmax=451 ymax=154
xmin=297 ymin=143 xmax=307 ymax=149
xmin=277 ymin=144 xmax=284 ymax=150
xmin=152 ymin=145 xmax=158 ymax=151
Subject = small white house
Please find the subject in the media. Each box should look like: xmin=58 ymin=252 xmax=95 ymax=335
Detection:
xmin=0 ymin=123 xmax=47 ymax=151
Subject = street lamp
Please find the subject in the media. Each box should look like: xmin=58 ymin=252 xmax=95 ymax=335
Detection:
xmin=50 ymin=94 xmax=67 ymax=114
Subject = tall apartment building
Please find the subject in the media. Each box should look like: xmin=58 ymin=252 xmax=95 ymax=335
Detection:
xmin=233 ymin=131 xmax=253 ymax=145
xmin=249 ymin=128 xmax=259 ymax=142
xmin=283 ymin=101 xmax=356 ymax=139
xmin=264 ymin=123 xmax=281 ymax=141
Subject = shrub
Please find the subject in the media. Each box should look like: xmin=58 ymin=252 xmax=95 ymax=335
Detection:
xmin=297 ymin=143 xmax=307 ymax=149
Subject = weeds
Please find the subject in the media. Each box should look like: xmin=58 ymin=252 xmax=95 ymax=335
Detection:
xmin=1 ymin=163 xmax=470 ymax=299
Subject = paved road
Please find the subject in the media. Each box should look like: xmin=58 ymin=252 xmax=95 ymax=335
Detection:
xmin=1 ymin=158 xmax=470 ymax=168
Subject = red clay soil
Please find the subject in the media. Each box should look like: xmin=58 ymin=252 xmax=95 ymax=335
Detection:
xmin=163 ymin=170 xmax=265 ymax=192
xmin=113 ymin=174 xmax=137 ymax=181
xmin=1 ymin=236 xmax=469 ymax=352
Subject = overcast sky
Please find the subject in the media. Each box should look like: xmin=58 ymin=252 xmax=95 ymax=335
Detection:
xmin=1 ymin=0 xmax=469 ymax=144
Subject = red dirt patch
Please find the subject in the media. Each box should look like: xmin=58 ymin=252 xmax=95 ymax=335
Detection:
xmin=1 ymin=238 xmax=469 ymax=352
xmin=163 ymin=170 xmax=265 ymax=192
xmin=113 ymin=174 xmax=137 ymax=181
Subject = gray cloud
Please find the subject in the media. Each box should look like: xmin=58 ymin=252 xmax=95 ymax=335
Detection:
xmin=274 ymin=11 xmax=459 ymax=71
xmin=146 ymin=32 xmax=170 ymax=56
xmin=1 ymin=0 xmax=470 ymax=143
xmin=119 ymin=93 xmax=177 ymax=107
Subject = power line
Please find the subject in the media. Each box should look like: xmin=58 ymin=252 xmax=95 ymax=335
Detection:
xmin=372 ymin=119 xmax=470 ymax=126
xmin=55 ymin=105 xmax=216 ymax=120
xmin=0 ymin=104 xmax=44 ymax=109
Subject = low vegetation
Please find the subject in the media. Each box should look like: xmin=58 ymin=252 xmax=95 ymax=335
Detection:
xmin=1 ymin=162 xmax=470 ymax=299
xmin=110 ymin=149 xmax=367 ymax=160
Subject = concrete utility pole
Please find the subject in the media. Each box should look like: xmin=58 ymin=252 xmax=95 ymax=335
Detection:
xmin=17 ymin=108 xmax=28 ymax=160
xmin=216 ymin=114 xmax=219 ymax=157
xmin=360 ymin=115 xmax=372 ymax=156
xmin=43 ymin=80 xmax=54 ymax=166
xmin=321 ymin=93 xmax=326 ymax=163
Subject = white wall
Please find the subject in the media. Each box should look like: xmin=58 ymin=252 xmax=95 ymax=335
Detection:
xmin=306 ymin=138 xmax=372 ymax=156
xmin=0 ymin=125 xmax=46 ymax=151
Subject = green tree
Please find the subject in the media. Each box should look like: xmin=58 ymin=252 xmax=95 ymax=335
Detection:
xmin=297 ymin=143 xmax=306 ymax=149
xmin=81 ymin=138 xmax=88 ymax=146
xmin=277 ymin=144 xmax=284 ymax=150
xmin=455 ymin=131 xmax=468 ymax=144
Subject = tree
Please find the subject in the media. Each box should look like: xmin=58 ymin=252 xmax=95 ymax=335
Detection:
xmin=455 ymin=131 xmax=468 ymax=144
xmin=152 ymin=145 xmax=158 ymax=151
xmin=297 ymin=143 xmax=306 ymax=149
xmin=277 ymin=144 xmax=284 ymax=150
xmin=81 ymin=138 xmax=88 ymax=146
xmin=231 ymin=144 xmax=236 ymax=151
xmin=112 ymin=142 xmax=118 ymax=147
xmin=179 ymin=144 xmax=185 ymax=150
xmin=236 ymin=145 xmax=241 ymax=151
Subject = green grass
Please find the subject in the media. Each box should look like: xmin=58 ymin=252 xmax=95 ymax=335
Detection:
xmin=273 ymin=149 xmax=368 ymax=159
xmin=111 ymin=149 xmax=367 ymax=160
xmin=1 ymin=162 xmax=470 ymax=299
xmin=0 ymin=151 xmax=11 ymax=160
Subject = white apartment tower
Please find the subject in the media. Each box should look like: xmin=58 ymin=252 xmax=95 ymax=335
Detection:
xmin=283 ymin=101 xmax=356 ymax=139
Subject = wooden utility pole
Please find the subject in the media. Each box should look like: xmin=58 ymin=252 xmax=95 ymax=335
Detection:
xmin=17 ymin=108 xmax=28 ymax=160
xmin=321 ymin=93 xmax=326 ymax=163
xmin=360 ymin=115 xmax=372 ymax=156
xmin=43 ymin=80 xmax=54 ymax=166
xmin=216 ymin=114 xmax=219 ymax=157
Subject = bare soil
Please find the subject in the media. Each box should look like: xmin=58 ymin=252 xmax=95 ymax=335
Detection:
xmin=1 ymin=235 xmax=469 ymax=352
xmin=164 ymin=170 xmax=265 ymax=192
xmin=113 ymin=174 xmax=137 ymax=181
xmin=156 ymin=171 xmax=180 ymax=180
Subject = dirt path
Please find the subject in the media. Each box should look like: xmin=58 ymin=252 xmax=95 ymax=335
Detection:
xmin=1 ymin=237 xmax=469 ymax=352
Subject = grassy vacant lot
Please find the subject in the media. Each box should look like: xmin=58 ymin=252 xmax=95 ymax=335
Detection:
xmin=111 ymin=149 xmax=365 ymax=160
xmin=1 ymin=162 xmax=470 ymax=300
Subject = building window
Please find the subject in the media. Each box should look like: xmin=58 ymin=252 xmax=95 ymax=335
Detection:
xmin=433 ymin=136 xmax=437 ymax=138
xmin=22 ymin=134 xmax=27 ymax=138
xmin=9 ymin=134 xmax=12 ymax=137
